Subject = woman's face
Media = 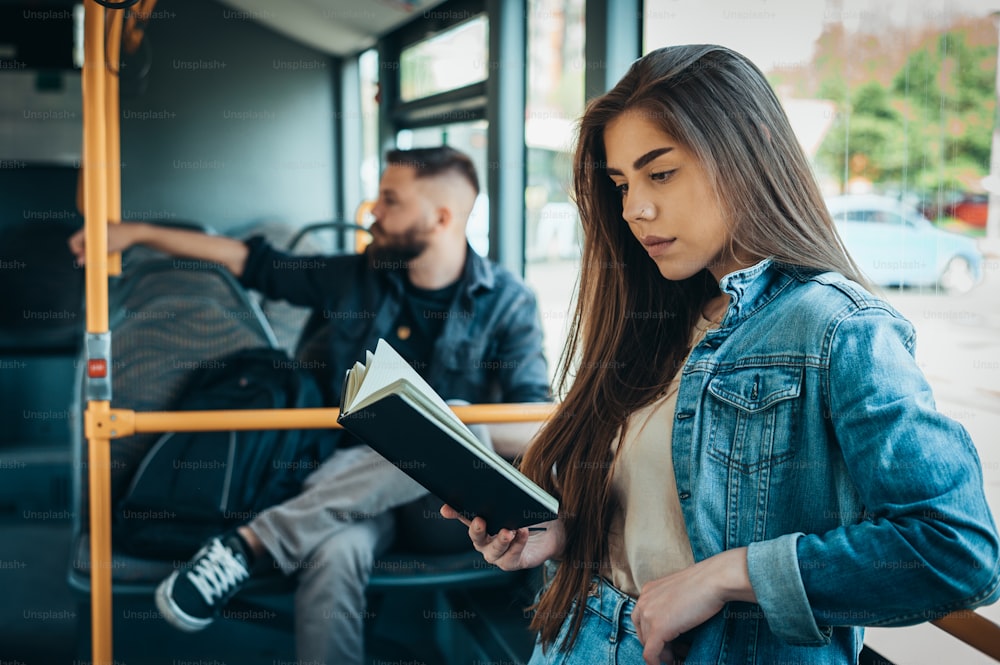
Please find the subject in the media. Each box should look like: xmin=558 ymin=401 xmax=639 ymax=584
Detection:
xmin=603 ymin=110 xmax=741 ymax=282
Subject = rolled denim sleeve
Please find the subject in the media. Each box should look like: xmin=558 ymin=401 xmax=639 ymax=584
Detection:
xmin=784 ymin=306 xmax=1000 ymax=635
xmin=747 ymin=533 xmax=831 ymax=645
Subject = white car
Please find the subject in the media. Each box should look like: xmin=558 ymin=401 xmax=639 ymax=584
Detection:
xmin=826 ymin=194 xmax=982 ymax=294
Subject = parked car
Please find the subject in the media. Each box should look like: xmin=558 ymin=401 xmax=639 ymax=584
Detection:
xmin=913 ymin=191 xmax=988 ymax=227
xmin=947 ymin=192 xmax=989 ymax=228
xmin=826 ymin=194 xmax=982 ymax=294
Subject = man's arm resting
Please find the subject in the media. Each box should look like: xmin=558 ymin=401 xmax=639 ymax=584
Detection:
xmin=71 ymin=221 xmax=249 ymax=278
xmin=124 ymin=222 xmax=249 ymax=277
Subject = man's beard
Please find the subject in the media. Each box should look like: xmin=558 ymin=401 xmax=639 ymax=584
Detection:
xmin=367 ymin=221 xmax=432 ymax=271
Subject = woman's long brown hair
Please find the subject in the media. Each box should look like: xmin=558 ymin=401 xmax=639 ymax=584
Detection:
xmin=518 ymin=44 xmax=867 ymax=652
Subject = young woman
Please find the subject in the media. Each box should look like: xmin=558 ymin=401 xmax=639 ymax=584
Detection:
xmin=443 ymin=44 xmax=1000 ymax=664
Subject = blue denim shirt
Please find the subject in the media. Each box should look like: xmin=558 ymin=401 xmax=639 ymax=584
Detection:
xmin=239 ymin=237 xmax=551 ymax=406
xmin=674 ymin=258 xmax=1000 ymax=664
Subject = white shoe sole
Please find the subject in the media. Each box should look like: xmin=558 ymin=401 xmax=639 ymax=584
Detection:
xmin=154 ymin=572 xmax=214 ymax=633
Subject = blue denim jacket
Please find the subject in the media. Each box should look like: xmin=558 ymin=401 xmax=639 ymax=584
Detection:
xmin=239 ymin=237 xmax=550 ymax=406
xmin=674 ymin=258 xmax=1000 ymax=664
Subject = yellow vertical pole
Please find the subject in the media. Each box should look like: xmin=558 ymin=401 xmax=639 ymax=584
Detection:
xmin=105 ymin=8 xmax=123 ymax=277
xmin=83 ymin=1 xmax=113 ymax=664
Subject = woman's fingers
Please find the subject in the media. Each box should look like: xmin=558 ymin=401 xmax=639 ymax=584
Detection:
xmin=466 ymin=518 xmax=523 ymax=566
xmin=439 ymin=505 xmax=544 ymax=571
xmin=644 ymin=642 xmax=675 ymax=665
xmin=439 ymin=504 xmax=471 ymax=527
xmin=483 ymin=529 xmax=526 ymax=569
xmin=439 ymin=505 xmax=512 ymax=559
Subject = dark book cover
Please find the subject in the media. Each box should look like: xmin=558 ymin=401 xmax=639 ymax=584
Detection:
xmin=338 ymin=392 xmax=558 ymax=531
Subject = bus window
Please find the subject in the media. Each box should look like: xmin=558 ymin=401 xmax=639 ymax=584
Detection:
xmin=390 ymin=7 xmax=492 ymax=257
xmin=399 ymin=15 xmax=488 ymax=102
xmin=398 ymin=119 xmax=490 ymax=256
xmin=358 ymin=48 xmax=381 ymax=206
xmin=523 ymin=0 xmax=586 ymax=380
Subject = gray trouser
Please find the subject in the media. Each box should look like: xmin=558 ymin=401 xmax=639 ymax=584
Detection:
xmin=250 ymin=445 xmax=428 ymax=665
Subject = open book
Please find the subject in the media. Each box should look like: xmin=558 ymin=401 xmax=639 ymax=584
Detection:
xmin=337 ymin=338 xmax=559 ymax=531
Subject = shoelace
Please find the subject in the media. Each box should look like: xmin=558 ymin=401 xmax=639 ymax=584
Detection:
xmin=186 ymin=539 xmax=250 ymax=606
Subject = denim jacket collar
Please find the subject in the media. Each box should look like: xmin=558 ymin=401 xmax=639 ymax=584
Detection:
xmin=382 ymin=242 xmax=496 ymax=298
xmin=461 ymin=242 xmax=497 ymax=295
xmin=717 ymin=258 xmax=816 ymax=327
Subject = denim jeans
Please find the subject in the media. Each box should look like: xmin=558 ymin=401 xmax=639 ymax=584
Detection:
xmin=528 ymin=577 xmax=645 ymax=665
xmin=250 ymin=421 xmax=495 ymax=665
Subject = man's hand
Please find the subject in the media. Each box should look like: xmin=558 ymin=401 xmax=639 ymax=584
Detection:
xmin=68 ymin=221 xmax=142 ymax=266
xmin=440 ymin=504 xmax=565 ymax=571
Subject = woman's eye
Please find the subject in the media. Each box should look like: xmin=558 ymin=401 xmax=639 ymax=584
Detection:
xmin=615 ymin=183 xmax=628 ymax=196
xmin=651 ymin=170 xmax=674 ymax=182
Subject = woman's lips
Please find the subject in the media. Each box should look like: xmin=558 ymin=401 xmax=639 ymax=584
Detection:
xmin=641 ymin=236 xmax=676 ymax=257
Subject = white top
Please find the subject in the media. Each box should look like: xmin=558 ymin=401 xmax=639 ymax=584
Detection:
xmin=605 ymin=318 xmax=715 ymax=596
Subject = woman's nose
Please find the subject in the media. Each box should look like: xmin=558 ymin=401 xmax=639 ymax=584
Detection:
xmin=622 ymin=195 xmax=654 ymax=224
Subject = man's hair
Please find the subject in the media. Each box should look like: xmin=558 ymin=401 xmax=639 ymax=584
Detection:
xmin=385 ymin=146 xmax=480 ymax=195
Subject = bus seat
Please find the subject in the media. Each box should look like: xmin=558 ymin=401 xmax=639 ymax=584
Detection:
xmin=0 ymin=217 xmax=84 ymax=452
xmin=66 ymin=249 xmax=291 ymax=654
xmin=78 ymin=249 xmax=280 ymax=514
xmin=0 ymin=217 xmax=85 ymax=352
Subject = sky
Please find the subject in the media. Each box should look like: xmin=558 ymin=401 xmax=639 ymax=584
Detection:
xmin=643 ymin=0 xmax=998 ymax=72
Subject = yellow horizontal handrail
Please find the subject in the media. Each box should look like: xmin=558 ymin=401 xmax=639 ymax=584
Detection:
xmin=932 ymin=610 xmax=1000 ymax=661
xmin=90 ymin=403 xmax=557 ymax=440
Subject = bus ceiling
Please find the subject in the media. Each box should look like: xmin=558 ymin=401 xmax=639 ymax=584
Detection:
xmin=215 ymin=0 xmax=451 ymax=55
xmin=0 ymin=0 xmax=451 ymax=70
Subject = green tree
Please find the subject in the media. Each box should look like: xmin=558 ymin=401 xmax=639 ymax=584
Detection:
xmin=817 ymin=82 xmax=903 ymax=192
xmin=817 ymin=28 xmax=996 ymax=199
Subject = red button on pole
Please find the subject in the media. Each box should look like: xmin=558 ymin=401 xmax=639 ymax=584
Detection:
xmin=88 ymin=359 xmax=108 ymax=378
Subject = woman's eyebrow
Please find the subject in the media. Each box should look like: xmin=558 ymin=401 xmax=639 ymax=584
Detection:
xmin=605 ymin=146 xmax=675 ymax=175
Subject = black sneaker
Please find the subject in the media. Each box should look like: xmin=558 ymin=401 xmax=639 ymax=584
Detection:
xmin=155 ymin=534 xmax=252 ymax=631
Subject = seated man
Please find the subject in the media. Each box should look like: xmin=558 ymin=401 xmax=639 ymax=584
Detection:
xmin=69 ymin=146 xmax=551 ymax=664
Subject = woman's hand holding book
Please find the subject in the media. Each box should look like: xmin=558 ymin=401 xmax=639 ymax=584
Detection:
xmin=440 ymin=504 xmax=565 ymax=571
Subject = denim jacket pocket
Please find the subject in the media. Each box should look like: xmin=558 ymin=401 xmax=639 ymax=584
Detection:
xmin=706 ymin=365 xmax=802 ymax=474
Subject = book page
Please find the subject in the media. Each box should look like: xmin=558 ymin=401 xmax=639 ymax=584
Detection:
xmin=343 ymin=360 xmax=366 ymax=405
xmin=347 ymin=339 xmax=460 ymax=425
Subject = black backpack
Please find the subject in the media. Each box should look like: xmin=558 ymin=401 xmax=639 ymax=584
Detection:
xmin=114 ymin=347 xmax=339 ymax=559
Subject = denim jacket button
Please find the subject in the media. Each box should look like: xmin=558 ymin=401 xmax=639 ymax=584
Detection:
xmin=678 ymin=491 xmax=691 ymax=500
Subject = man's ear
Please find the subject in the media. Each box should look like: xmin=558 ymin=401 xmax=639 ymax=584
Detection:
xmin=435 ymin=205 xmax=454 ymax=230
